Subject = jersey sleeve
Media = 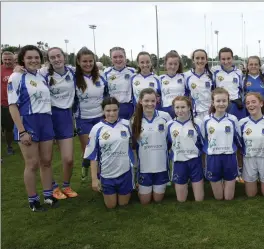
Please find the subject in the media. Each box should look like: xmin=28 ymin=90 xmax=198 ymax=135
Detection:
xmin=83 ymin=125 xmax=101 ymax=161
xmin=231 ymin=115 xmax=242 ymax=148
xmin=7 ymin=72 xmax=22 ymax=105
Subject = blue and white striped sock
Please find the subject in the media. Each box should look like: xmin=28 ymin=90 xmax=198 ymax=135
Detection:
xmin=28 ymin=194 xmax=40 ymax=203
xmin=43 ymin=189 xmax=53 ymax=198
xmin=52 ymin=181 xmax=59 ymax=190
xmin=62 ymin=182 xmax=70 ymax=188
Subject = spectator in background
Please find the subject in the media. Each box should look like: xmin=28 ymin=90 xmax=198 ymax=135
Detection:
xmin=1 ymin=51 xmax=15 ymax=155
xmin=261 ymin=63 xmax=264 ymax=74
xmin=14 ymin=53 xmax=18 ymax=66
xmin=96 ymin=61 xmax=104 ymax=74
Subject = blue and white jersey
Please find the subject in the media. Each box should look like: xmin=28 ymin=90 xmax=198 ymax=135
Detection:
xmin=74 ymin=75 xmax=108 ymax=119
xmin=184 ymin=69 xmax=214 ymax=115
xmin=243 ymin=74 xmax=264 ymax=99
xmin=8 ymin=71 xmax=51 ymax=115
xmin=239 ymin=116 xmax=264 ymax=157
xmin=201 ymin=113 xmax=241 ymax=155
xmin=212 ymin=65 xmax=243 ymax=100
xmin=83 ymin=119 xmax=133 ymax=178
xmin=39 ymin=66 xmax=75 ymax=109
xmin=160 ymin=73 xmax=186 ymax=108
xmin=131 ymin=73 xmax=161 ymax=104
xmin=104 ymin=66 xmax=135 ymax=103
xmin=167 ymin=118 xmax=203 ymax=162
xmin=134 ymin=110 xmax=171 ymax=173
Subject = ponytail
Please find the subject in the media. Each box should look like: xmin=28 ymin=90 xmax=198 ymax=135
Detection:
xmin=48 ymin=64 xmax=55 ymax=86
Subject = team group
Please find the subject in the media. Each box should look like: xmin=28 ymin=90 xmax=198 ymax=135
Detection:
xmin=2 ymin=44 xmax=264 ymax=211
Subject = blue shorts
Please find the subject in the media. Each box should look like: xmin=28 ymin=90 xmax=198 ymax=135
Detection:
xmin=138 ymin=171 xmax=169 ymax=186
xmin=51 ymin=107 xmax=74 ymax=140
xmin=119 ymin=103 xmax=134 ymax=120
xmin=172 ymin=157 xmax=204 ymax=184
xmin=14 ymin=113 xmax=54 ymax=142
xmin=75 ymin=117 xmax=102 ymax=135
xmin=227 ymin=102 xmax=246 ymax=120
xmin=101 ymin=169 xmax=133 ymax=195
xmin=205 ymin=154 xmax=238 ymax=182
xmin=162 ymin=106 xmax=175 ymax=119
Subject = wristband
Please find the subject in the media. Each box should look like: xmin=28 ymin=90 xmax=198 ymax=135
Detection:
xmin=19 ymin=131 xmax=27 ymax=137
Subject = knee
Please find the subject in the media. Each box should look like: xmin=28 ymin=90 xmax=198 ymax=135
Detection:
xmin=246 ymin=192 xmax=257 ymax=198
xmin=105 ymin=203 xmax=117 ymax=209
xmin=224 ymin=196 xmax=234 ymax=201
xmin=26 ymin=159 xmax=39 ymax=172
xmin=40 ymin=158 xmax=52 ymax=168
xmin=63 ymin=157 xmax=74 ymax=168
xmin=177 ymin=197 xmax=187 ymax=203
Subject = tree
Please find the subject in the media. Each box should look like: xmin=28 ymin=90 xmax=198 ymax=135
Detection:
xmin=99 ymin=54 xmax=112 ymax=67
xmin=68 ymin=53 xmax=75 ymax=66
xmin=150 ymin=54 xmax=158 ymax=69
xmin=37 ymin=41 xmax=49 ymax=51
xmin=181 ymin=55 xmax=193 ymax=69
xmin=1 ymin=45 xmax=20 ymax=54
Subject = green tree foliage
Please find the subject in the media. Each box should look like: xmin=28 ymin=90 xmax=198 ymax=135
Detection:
xmin=150 ymin=54 xmax=158 ymax=69
xmin=68 ymin=53 xmax=75 ymax=66
xmin=1 ymin=44 xmax=20 ymax=53
xmin=99 ymin=54 xmax=112 ymax=67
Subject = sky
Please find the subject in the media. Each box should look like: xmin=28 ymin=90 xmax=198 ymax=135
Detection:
xmin=1 ymin=2 xmax=264 ymax=60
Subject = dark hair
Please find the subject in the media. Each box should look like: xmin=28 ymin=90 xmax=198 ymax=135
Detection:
xmin=209 ymin=87 xmax=230 ymax=114
xmin=109 ymin=47 xmax=126 ymax=58
xmin=101 ymin=97 xmax=120 ymax=110
xmin=218 ymin=47 xmax=233 ymax=60
xmin=18 ymin=45 xmax=43 ymax=67
xmin=245 ymin=92 xmax=264 ymax=114
xmin=164 ymin=51 xmax=183 ymax=74
xmin=75 ymin=47 xmax=99 ymax=92
xmin=172 ymin=95 xmax=198 ymax=133
xmin=192 ymin=49 xmax=213 ymax=81
xmin=136 ymin=51 xmax=153 ymax=74
xmin=244 ymin=56 xmax=264 ymax=92
xmin=132 ymin=88 xmax=157 ymax=143
xmin=47 ymin=47 xmax=66 ymax=86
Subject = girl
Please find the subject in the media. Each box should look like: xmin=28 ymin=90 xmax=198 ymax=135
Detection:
xmin=184 ymin=49 xmax=214 ymax=121
xmin=167 ymin=96 xmax=204 ymax=202
xmin=131 ymin=88 xmax=171 ymax=204
xmin=73 ymin=47 xmax=109 ymax=181
xmin=104 ymin=47 xmax=135 ymax=120
xmin=84 ymin=97 xmax=134 ymax=208
xmin=160 ymin=51 xmax=186 ymax=118
xmin=239 ymin=93 xmax=264 ymax=197
xmin=213 ymin=47 xmax=246 ymax=120
xmin=8 ymin=45 xmax=57 ymax=211
xmin=243 ymin=56 xmax=264 ymax=101
xmin=39 ymin=47 xmax=77 ymax=199
xmin=202 ymin=88 xmax=242 ymax=200
xmin=131 ymin=52 xmax=162 ymax=110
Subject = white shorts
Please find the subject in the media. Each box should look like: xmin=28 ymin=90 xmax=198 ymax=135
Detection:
xmin=242 ymin=157 xmax=264 ymax=183
xmin=138 ymin=184 xmax=167 ymax=195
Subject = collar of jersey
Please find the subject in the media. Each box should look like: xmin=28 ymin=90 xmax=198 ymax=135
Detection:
xmin=248 ymin=74 xmax=260 ymax=80
xmin=140 ymin=73 xmax=153 ymax=79
xmin=24 ymin=69 xmax=38 ymax=76
xmin=191 ymin=69 xmax=206 ymax=78
xmin=249 ymin=115 xmax=264 ymax=124
xmin=113 ymin=66 xmax=126 ymax=72
xmin=143 ymin=110 xmax=158 ymax=123
xmin=166 ymin=73 xmax=177 ymax=79
xmin=174 ymin=118 xmax=190 ymax=126
xmin=83 ymin=74 xmax=92 ymax=79
xmin=211 ymin=113 xmax=227 ymax=122
xmin=220 ymin=65 xmax=236 ymax=74
xmin=102 ymin=118 xmax=120 ymax=127
xmin=54 ymin=66 xmax=70 ymax=77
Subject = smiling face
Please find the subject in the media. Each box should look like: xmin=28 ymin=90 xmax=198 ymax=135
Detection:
xmin=2 ymin=54 xmax=14 ymax=68
xmin=138 ymin=54 xmax=152 ymax=75
xmin=193 ymin=50 xmax=207 ymax=72
xmin=245 ymin=94 xmax=263 ymax=117
xmin=174 ymin=100 xmax=190 ymax=119
xmin=48 ymin=48 xmax=65 ymax=70
xmin=111 ymin=50 xmax=126 ymax=70
xmin=213 ymin=93 xmax=229 ymax=114
xmin=220 ymin=52 xmax=233 ymax=71
xmin=166 ymin=57 xmax=180 ymax=76
xmin=23 ymin=50 xmax=41 ymax=72
xmin=78 ymin=54 xmax=95 ymax=74
xmin=140 ymin=93 xmax=157 ymax=114
xmin=247 ymin=58 xmax=260 ymax=76
xmin=104 ymin=104 xmax=119 ymax=123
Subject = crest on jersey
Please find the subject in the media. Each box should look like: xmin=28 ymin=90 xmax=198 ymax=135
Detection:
xmin=50 ymin=88 xmax=60 ymax=95
xmin=225 ymin=126 xmax=231 ymax=133
xmin=149 ymin=82 xmax=155 ymax=87
xmin=95 ymin=81 xmax=101 ymax=87
xmin=8 ymin=82 xmax=14 ymax=92
xmin=233 ymin=78 xmax=238 ymax=83
xmin=209 ymin=126 xmax=215 ymax=134
xmin=102 ymin=132 xmax=110 ymax=140
xmin=124 ymin=74 xmax=130 ymax=80
xmin=120 ymin=130 xmax=127 ymax=138
xmin=173 ymin=129 xmax=179 ymax=137
xmin=110 ymin=75 xmax=116 ymax=81
xmin=30 ymin=80 xmax=37 ymax=87
xmin=191 ymin=83 xmax=197 ymax=89
xmin=246 ymin=81 xmax=252 ymax=87
xmin=218 ymin=76 xmax=224 ymax=81
xmin=163 ymin=80 xmax=169 ymax=85
xmin=205 ymin=81 xmax=211 ymax=88
xmin=33 ymin=91 xmax=42 ymax=100
xmin=177 ymin=79 xmax=182 ymax=84
xmin=134 ymin=81 xmax=140 ymax=86
xmin=188 ymin=129 xmax=194 ymax=137
xmin=245 ymin=128 xmax=252 ymax=135
xmin=158 ymin=124 xmax=165 ymax=132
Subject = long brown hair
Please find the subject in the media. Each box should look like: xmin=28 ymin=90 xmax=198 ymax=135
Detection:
xmin=209 ymin=87 xmax=230 ymax=114
xmin=75 ymin=47 xmax=99 ymax=92
xmin=164 ymin=51 xmax=183 ymax=74
xmin=136 ymin=51 xmax=153 ymax=74
xmin=132 ymin=88 xmax=157 ymax=143
xmin=245 ymin=92 xmax=264 ymax=114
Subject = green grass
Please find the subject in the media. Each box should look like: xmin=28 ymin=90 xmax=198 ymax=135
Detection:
xmin=2 ymin=139 xmax=264 ymax=249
